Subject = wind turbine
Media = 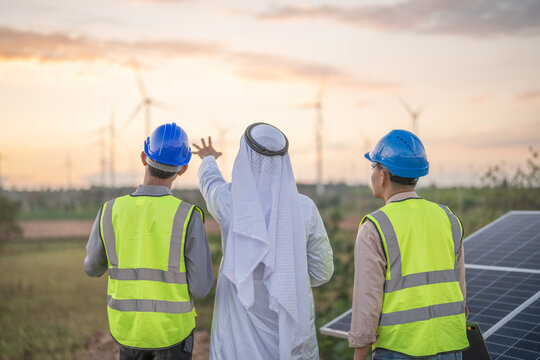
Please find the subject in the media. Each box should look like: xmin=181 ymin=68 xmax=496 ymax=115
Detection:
xmin=294 ymin=82 xmax=326 ymax=195
xmin=314 ymin=84 xmax=324 ymax=196
xmin=123 ymin=65 xmax=171 ymax=137
xmin=397 ymin=96 xmax=424 ymax=135
xmin=210 ymin=117 xmax=233 ymax=176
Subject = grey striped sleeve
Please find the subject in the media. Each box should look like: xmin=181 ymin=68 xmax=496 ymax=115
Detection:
xmin=83 ymin=207 xmax=109 ymax=277
xmin=184 ymin=210 xmax=214 ymax=299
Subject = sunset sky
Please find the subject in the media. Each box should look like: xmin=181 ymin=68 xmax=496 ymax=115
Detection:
xmin=1 ymin=0 xmax=539 ymax=189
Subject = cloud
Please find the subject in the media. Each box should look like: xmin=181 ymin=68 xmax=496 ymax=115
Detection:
xmin=515 ymin=89 xmax=540 ymax=102
xmin=228 ymin=51 xmax=396 ymax=89
xmin=0 ymin=27 xmax=221 ymax=63
xmin=257 ymin=0 xmax=540 ymax=37
xmin=131 ymin=0 xmax=193 ymax=2
xmin=0 ymin=26 xmax=398 ymax=91
xmin=466 ymin=94 xmax=489 ymax=104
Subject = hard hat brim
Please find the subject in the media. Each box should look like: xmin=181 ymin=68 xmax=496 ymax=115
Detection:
xmin=364 ymin=152 xmax=372 ymax=162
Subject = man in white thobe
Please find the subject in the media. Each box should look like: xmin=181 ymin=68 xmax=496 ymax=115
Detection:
xmin=193 ymin=122 xmax=334 ymax=360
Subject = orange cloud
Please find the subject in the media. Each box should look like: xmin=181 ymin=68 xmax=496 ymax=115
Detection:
xmin=0 ymin=26 xmax=398 ymax=91
xmin=0 ymin=27 xmax=220 ymax=63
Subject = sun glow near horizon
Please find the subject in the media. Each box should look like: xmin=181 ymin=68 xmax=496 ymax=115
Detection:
xmin=1 ymin=0 xmax=539 ymax=189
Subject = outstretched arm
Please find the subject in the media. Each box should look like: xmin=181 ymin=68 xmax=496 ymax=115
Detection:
xmin=195 ymin=136 xmax=231 ymax=226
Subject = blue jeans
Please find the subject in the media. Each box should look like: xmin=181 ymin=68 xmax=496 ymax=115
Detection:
xmin=373 ymin=348 xmax=462 ymax=360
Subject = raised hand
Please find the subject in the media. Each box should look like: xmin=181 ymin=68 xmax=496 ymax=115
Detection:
xmin=192 ymin=136 xmax=223 ymax=160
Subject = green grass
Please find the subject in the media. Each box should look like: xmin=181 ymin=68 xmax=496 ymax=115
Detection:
xmin=0 ymin=240 xmax=108 ymax=360
xmin=0 ymin=236 xmax=221 ymax=360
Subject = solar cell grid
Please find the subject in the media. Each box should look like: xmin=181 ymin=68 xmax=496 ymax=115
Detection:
xmin=486 ymin=298 xmax=540 ymax=360
xmin=465 ymin=212 xmax=540 ymax=270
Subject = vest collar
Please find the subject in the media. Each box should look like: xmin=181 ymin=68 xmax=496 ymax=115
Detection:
xmin=131 ymin=185 xmax=172 ymax=197
xmin=386 ymin=191 xmax=420 ymax=205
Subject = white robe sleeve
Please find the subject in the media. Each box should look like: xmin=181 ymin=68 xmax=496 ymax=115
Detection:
xmin=198 ymin=156 xmax=232 ymax=227
xmin=300 ymin=195 xmax=334 ymax=287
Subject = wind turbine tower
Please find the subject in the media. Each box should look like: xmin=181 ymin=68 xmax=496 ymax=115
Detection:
xmin=211 ymin=118 xmax=231 ymax=176
xmin=315 ymin=84 xmax=325 ymax=196
xmin=98 ymin=128 xmax=107 ymax=187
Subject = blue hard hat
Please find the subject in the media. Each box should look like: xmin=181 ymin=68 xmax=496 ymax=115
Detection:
xmin=365 ymin=129 xmax=429 ymax=178
xmin=144 ymin=123 xmax=192 ymax=167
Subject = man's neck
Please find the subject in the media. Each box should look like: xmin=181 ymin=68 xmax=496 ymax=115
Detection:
xmin=383 ymin=187 xmax=416 ymax=203
xmin=143 ymin=173 xmax=174 ymax=189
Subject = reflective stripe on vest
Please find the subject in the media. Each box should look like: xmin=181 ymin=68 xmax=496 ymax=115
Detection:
xmin=364 ymin=199 xmax=468 ymax=356
xmin=370 ymin=205 xmax=462 ymax=295
xmin=107 ymin=295 xmax=193 ymax=314
xmin=379 ymin=300 xmax=465 ymax=326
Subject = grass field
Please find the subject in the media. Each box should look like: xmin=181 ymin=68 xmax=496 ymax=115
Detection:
xmin=0 ymin=236 xmax=221 ymax=360
xmin=0 ymin=239 xmax=108 ymax=360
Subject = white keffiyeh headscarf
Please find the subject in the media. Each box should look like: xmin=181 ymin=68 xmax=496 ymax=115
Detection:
xmin=222 ymin=123 xmax=311 ymax=358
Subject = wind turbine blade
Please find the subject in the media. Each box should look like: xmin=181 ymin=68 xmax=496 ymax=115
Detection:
xmin=397 ymin=96 xmax=415 ymax=117
xmin=152 ymin=100 xmax=175 ymax=111
xmin=122 ymin=102 xmax=144 ymax=131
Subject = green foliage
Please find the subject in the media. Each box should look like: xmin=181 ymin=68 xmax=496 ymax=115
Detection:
xmin=481 ymin=146 xmax=540 ymax=188
xmin=10 ymin=187 xmax=210 ymax=221
xmin=0 ymin=193 xmax=22 ymax=246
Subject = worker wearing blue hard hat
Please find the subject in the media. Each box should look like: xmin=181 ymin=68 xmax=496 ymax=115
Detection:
xmin=349 ymin=130 xmax=469 ymax=360
xmin=84 ymin=122 xmax=214 ymax=360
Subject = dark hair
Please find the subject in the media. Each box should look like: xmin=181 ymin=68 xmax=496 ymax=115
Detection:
xmin=389 ymin=174 xmax=418 ymax=186
xmin=375 ymin=163 xmax=417 ymax=185
xmin=148 ymin=165 xmax=177 ymax=179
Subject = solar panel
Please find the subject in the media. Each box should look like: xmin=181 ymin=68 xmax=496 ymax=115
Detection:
xmin=464 ymin=211 xmax=540 ymax=270
xmin=319 ymin=211 xmax=540 ymax=360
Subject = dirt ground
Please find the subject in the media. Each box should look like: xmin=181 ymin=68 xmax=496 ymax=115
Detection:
xmin=78 ymin=330 xmax=210 ymax=360
xmin=18 ymin=218 xmax=222 ymax=239
xmin=18 ymin=215 xmax=358 ymax=240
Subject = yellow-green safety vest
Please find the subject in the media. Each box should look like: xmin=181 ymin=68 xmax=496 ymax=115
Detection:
xmin=99 ymin=194 xmax=203 ymax=349
xmin=362 ymin=198 xmax=469 ymax=357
